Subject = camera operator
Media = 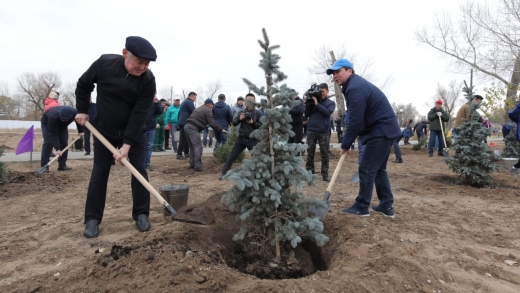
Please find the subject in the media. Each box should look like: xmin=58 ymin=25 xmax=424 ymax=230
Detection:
xmin=304 ymin=83 xmax=336 ymax=182
xmin=219 ymin=93 xmax=262 ymax=179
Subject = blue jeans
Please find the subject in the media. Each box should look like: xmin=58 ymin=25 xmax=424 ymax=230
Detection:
xmin=203 ymin=128 xmax=213 ymax=146
xmin=428 ymin=130 xmax=444 ymax=155
xmin=144 ymin=129 xmax=155 ymax=167
xmin=354 ymin=136 xmax=394 ymax=209
xmin=392 ymin=138 xmax=402 ymax=160
xmin=213 ymin=131 xmax=228 ymax=152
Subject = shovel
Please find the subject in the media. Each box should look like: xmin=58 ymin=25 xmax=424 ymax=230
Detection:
xmin=35 ymin=136 xmax=82 ymax=173
xmin=439 ymin=115 xmax=449 ymax=157
xmin=308 ymin=153 xmax=346 ymax=221
xmin=351 ymin=172 xmax=359 ymax=182
xmin=84 ymin=121 xmax=206 ymax=225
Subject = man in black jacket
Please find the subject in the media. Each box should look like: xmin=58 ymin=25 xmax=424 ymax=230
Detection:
xmin=219 ymin=93 xmax=262 ymax=179
xmin=75 ymin=36 xmax=157 ymax=238
xmin=40 ymin=106 xmax=84 ymax=172
xmin=176 ymin=92 xmax=197 ymax=160
xmin=288 ymin=95 xmax=304 ymax=147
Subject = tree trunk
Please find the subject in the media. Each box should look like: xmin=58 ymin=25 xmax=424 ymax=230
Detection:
xmin=506 ymin=52 xmax=520 ymax=108
xmin=329 ymin=51 xmax=345 ymax=115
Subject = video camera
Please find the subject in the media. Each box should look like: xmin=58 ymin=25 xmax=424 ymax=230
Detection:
xmin=244 ymin=112 xmax=252 ymax=122
xmin=304 ymin=83 xmax=322 ymax=105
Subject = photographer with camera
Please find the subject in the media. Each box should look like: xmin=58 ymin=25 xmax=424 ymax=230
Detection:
xmin=304 ymin=83 xmax=336 ymax=182
xmin=219 ymin=93 xmax=262 ymax=180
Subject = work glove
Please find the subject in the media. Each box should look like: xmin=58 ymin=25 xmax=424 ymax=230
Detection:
xmin=436 ymin=112 xmax=442 ymax=117
xmin=156 ymin=123 xmax=160 ymax=129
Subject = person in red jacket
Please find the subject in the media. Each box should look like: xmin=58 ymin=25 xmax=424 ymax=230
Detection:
xmin=43 ymin=91 xmax=59 ymax=113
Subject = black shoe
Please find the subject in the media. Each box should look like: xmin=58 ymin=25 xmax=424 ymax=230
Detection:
xmin=176 ymin=155 xmax=186 ymax=160
xmin=83 ymin=219 xmax=99 ymax=238
xmin=323 ymin=176 xmax=331 ymax=182
xmin=185 ymin=153 xmax=190 ymax=158
xmin=135 ymin=214 xmax=151 ymax=232
xmin=84 ymin=152 xmax=90 ymax=155
xmin=194 ymin=168 xmax=203 ymax=172
xmin=438 ymin=153 xmax=444 ymax=157
xmin=428 ymin=154 xmax=433 ymax=157
xmin=57 ymin=166 xmax=72 ymax=171
xmin=146 ymin=165 xmax=154 ymax=171
xmin=392 ymin=158 xmax=403 ymax=163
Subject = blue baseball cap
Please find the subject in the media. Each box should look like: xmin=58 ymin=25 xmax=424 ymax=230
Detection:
xmin=125 ymin=36 xmax=157 ymax=61
xmin=326 ymin=59 xmax=353 ymax=75
xmin=204 ymin=98 xmax=214 ymax=105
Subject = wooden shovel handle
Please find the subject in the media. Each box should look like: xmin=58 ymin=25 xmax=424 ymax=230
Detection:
xmin=438 ymin=115 xmax=448 ymax=149
xmin=326 ymin=153 xmax=346 ymax=193
xmin=45 ymin=135 xmax=82 ymax=167
xmin=84 ymin=121 xmax=170 ymax=210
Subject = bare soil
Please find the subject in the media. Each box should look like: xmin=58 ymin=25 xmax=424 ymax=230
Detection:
xmin=1 ymin=131 xmax=519 ymax=293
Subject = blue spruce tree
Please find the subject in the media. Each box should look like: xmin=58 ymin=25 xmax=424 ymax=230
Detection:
xmin=220 ymin=29 xmax=329 ymax=258
xmin=446 ymin=83 xmax=500 ymax=187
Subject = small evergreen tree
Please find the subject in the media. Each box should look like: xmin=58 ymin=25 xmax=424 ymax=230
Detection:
xmin=221 ymin=29 xmax=329 ymax=257
xmin=445 ymin=83 xmax=500 ymax=187
xmin=502 ymin=123 xmax=520 ymax=158
xmin=0 ymin=147 xmax=7 ymax=184
xmin=214 ymin=125 xmax=245 ymax=164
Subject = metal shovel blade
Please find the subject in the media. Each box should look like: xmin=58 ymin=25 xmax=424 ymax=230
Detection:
xmin=164 ymin=204 xmax=206 ymax=225
xmin=444 ymin=148 xmax=449 ymax=158
xmin=308 ymin=191 xmax=331 ymax=221
xmin=351 ymin=172 xmax=360 ymax=182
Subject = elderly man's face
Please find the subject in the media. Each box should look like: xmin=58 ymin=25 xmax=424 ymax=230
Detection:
xmin=123 ymin=49 xmax=150 ymax=76
xmin=174 ymin=100 xmax=180 ymax=106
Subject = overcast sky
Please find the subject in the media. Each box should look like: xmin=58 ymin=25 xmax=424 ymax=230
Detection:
xmin=0 ymin=0 xmax=484 ymax=115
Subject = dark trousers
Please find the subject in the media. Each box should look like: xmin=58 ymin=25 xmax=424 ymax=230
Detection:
xmin=84 ymin=126 xmax=92 ymax=153
xmin=84 ymin=133 xmax=150 ymax=224
xmin=428 ymin=130 xmax=445 ymax=155
xmin=305 ymin=131 xmax=330 ymax=176
xmin=336 ymin=128 xmax=343 ymax=143
xmin=221 ymin=137 xmax=258 ymax=175
xmin=354 ymin=136 xmax=394 ymax=209
xmin=176 ymin=125 xmax=189 ymax=156
xmin=41 ymin=123 xmax=68 ymax=168
xmin=164 ymin=128 xmax=170 ymax=149
xmin=288 ymin=123 xmax=303 ymax=144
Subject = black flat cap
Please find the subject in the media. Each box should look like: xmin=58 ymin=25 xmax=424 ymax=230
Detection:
xmin=125 ymin=36 xmax=157 ymax=61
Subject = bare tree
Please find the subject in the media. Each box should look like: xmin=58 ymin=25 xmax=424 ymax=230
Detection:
xmin=416 ymin=0 xmax=520 ymax=108
xmin=60 ymin=82 xmax=77 ymax=107
xmin=391 ymin=103 xmax=421 ymax=126
xmin=158 ymin=86 xmax=175 ymax=104
xmin=193 ymin=80 xmax=222 ymax=107
xmin=308 ymin=44 xmax=393 ymax=114
xmin=17 ymin=72 xmax=62 ymax=120
xmin=424 ymin=80 xmax=463 ymax=129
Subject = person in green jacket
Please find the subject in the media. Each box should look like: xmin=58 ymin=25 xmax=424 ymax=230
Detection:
xmin=152 ymin=99 xmax=167 ymax=151
xmin=165 ymin=98 xmax=181 ymax=152
xmin=427 ymin=99 xmax=450 ymax=157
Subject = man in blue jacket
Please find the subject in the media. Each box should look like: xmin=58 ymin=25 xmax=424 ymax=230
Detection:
xmin=327 ymin=59 xmax=401 ymax=218
xmin=212 ymin=93 xmax=233 ymax=153
xmin=304 ymin=83 xmax=336 ymax=182
xmin=176 ymin=92 xmax=197 ymax=160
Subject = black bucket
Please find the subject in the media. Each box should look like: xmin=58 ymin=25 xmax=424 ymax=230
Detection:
xmin=160 ymin=184 xmax=190 ymax=216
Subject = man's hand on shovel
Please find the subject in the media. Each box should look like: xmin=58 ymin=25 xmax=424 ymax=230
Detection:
xmin=340 ymin=148 xmax=351 ymax=156
xmin=115 ymin=144 xmax=131 ymax=164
